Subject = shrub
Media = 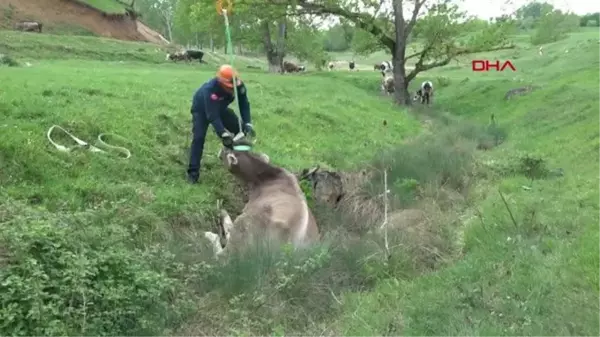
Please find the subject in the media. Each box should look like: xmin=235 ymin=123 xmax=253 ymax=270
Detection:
xmin=0 ymin=201 xmax=183 ymax=336
xmin=531 ymin=11 xmax=579 ymax=45
xmin=369 ymin=126 xmax=477 ymax=207
xmin=0 ymin=54 xmax=19 ymax=67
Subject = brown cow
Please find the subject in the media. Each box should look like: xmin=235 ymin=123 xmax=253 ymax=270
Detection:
xmin=282 ymin=61 xmax=305 ymax=73
xmin=204 ymin=148 xmax=320 ymax=258
xmin=14 ymin=21 xmax=42 ymax=33
xmin=381 ymin=72 xmax=395 ymax=95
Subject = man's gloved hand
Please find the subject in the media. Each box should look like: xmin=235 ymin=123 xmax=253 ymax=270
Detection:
xmin=220 ymin=132 xmax=234 ymax=149
xmin=243 ymin=123 xmax=256 ymax=138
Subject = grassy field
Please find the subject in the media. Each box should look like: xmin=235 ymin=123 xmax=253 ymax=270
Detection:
xmin=80 ymin=0 xmax=128 ymax=14
xmin=0 ymin=28 xmax=598 ymax=336
xmin=0 ymin=31 xmax=270 ymax=67
xmin=333 ymin=28 xmax=600 ymax=336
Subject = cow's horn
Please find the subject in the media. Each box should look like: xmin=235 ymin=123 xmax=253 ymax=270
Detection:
xmin=300 ymin=165 xmax=320 ymax=179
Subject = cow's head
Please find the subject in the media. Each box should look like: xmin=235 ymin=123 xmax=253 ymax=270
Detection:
xmin=218 ymin=147 xmax=275 ymax=183
xmin=413 ymin=89 xmax=422 ymax=101
xmin=298 ymin=65 xmax=306 ymax=71
xmin=298 ymin=165 xmax=344 ymax=207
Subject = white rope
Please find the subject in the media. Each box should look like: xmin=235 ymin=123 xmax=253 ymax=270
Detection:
xmin=47 ymin=125 xmax=131 ymax=159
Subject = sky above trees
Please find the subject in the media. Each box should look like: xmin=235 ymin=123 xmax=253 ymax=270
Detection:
xmin=461 ymin=0 xmax=599 ymax=20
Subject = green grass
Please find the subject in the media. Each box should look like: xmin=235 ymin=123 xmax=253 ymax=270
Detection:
xmin=0 ymin=31 xmax=420 ymax=336
xmin=334 ymin=28 xmax=600 ymax=335
xmin=0 ymin=29 xmax=598 ymax=336
xmin=80 ymin=0 xmax=128 ymax=14
xmin=0 ymin=30 xmax=270 ymax=68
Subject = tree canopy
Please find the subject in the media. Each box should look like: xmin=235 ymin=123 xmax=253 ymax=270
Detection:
xmin=132 ymin=0 xmax=594 ymax=104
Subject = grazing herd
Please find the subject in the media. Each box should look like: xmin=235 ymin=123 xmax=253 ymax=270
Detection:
xmin=12 ymin=20 xmax=430 ymax=105
xmin=327 ymin=60 xmax=359 ymax=71
xmin=163 ymin=49 xmax=430 ymax=105
xmin=166 ymin=49 xmax=205 ymax=62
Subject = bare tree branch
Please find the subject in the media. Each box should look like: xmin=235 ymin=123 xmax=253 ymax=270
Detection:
xmin=404 ymin=0 xmax=427 ymax=38
xmin=297 ymin=0 xmax=396 ymax=51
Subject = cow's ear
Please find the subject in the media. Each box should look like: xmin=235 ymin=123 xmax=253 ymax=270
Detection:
xmin=226 ymin=153 xmax=238 ymax=166
xmin=257 ymin=153 xmax=270 ymax=163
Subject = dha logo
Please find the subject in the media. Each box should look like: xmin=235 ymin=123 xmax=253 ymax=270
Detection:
xmin=471 ymin=60 xmax=517 ymax=72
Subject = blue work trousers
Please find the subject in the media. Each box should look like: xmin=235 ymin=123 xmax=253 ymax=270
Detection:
xmin=187 ymin=108 xmax=241 ymax=179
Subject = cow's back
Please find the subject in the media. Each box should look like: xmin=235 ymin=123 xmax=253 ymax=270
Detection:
xmin=239 ymin=172 xmax=318 ymax=247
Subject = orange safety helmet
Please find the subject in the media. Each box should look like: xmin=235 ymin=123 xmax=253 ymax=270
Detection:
xmin=216 ymin=64 xmax=241 ymax=89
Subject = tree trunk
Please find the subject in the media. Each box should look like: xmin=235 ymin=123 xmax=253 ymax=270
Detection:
xmin=261 ymin=21 xmax=283 ymax=73
xmin=275 ymin=19 xmax=287 ymax=72
xmin=392 ymin=0 xmax=412 ymax=105
xmin=210 ymin=34 xmax=214 ymax=52
xmin=165 ymin=21 xmax=173 ymax=42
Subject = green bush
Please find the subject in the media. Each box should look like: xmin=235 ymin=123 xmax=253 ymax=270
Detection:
xmin=176 ymin=235 xmax=384 ymax=336
xmin=0 ymin=53 xmax=19 ymax=67
xmin=531 ymin=11 xmax=579 ymax=45
xmin=369 ymin=126 xmax=477 ymax=207
xmin=0 ymin=202 xmax=183 ymax=336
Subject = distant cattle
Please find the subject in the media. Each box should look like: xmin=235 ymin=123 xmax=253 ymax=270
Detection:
xmin=185 ymin=50 xmax=204 ymax=62
xmin=379 ymin=61 xmax=393 ymax=76
xmin=282 ymin=61 xmax=305 ymax=73
xmin=414 ymin=80 xmax=434 ymax=104
xmin=203 ymin=147 xmax=320 ymax=258
xmin=166 ymin=51 xmax=186 ymax=61
xmin=166 ymin=49 xmax=205 ymax=63
xmin=14 ymin=21 xmax=42 ymax=33
xmin=381 ymin=72 xmax=394 ymax=95
xmin=349 ymin=61 xmax=356 ymax=71
xmin=328 ymin=62 xmax=334 ymax=71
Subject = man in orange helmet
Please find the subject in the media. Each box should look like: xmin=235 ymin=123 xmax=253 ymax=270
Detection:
xmin=186 ymin=64 xmax=255 ymax=184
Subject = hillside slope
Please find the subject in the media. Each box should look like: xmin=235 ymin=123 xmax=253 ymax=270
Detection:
xmin=335 ymin=29 xmax=600 ymax=335
xmin=0 ymin=0 xmax=167 ymax=44
xmin=0 ymin=30 xmax=598 ymax=336
xmin=0 ymin=32 xmax=426 ymax=336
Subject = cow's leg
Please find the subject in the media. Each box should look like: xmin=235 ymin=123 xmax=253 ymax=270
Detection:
xmin=220 ymin=209 xmax=234 ymax=242
xmin=203 ymin=202 xmax=234 ymax=258
xmin=204 ymin=232 xmax=224 ymax=256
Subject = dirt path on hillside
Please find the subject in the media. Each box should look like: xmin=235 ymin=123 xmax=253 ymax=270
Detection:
xmin=136 ymin=20 xmax=169 ymax=45
xmin=0 ymin=0 xmax=149 ymax=42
